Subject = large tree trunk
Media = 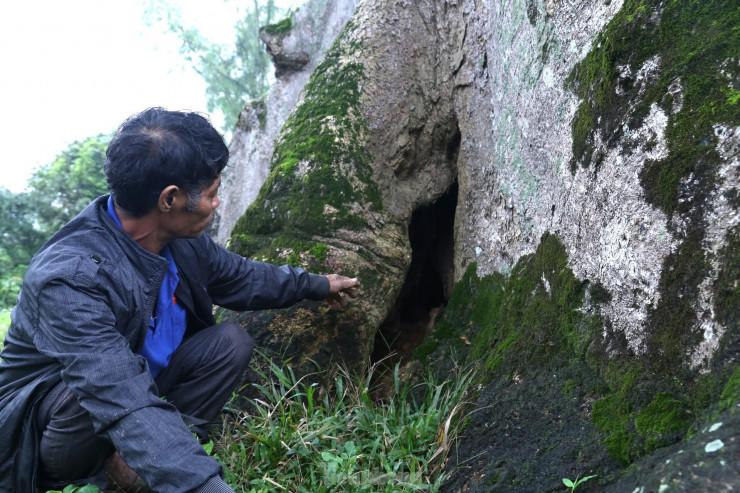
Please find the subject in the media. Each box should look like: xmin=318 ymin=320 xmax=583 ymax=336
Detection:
xmin=221 ymin=0 xmax=739 ymax=489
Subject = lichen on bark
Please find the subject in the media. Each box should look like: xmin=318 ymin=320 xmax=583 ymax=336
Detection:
xmin=567 ymin=0 xmax=739 ymax=378
xmin=568 ymin=0 xmax=739 ymax=190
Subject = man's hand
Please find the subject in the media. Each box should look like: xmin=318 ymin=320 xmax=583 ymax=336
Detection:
xmin=325 ymin=274 xmax=360 ymax=310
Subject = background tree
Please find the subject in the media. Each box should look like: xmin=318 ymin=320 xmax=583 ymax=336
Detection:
xmin=144 ymin=0 xmax=284 ymax=133
xmin=28 ymin=134 xmax=110 ymax=235
xmin=0 ymin=189 xmax=47 ymax=273
xmin=0 ymin=134 xmax=110 ymax=314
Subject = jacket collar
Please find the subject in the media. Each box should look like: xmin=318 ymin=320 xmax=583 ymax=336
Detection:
xmin=93 ymin=195 xmax=168 ymax=278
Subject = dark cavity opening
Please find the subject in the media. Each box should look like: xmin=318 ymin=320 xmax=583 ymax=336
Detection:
xmin=371 ymin=181 xmax=458 ymax=378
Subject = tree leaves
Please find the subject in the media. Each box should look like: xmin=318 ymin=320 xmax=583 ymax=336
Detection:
xmin=144 ymin=0 xmax=286 ymax=132
xmin=0 ymin=134 xmax=110 ymax=310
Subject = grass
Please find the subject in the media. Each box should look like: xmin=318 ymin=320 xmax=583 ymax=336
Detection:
xmin=42 ymin=354 xmax=475 ymax=493
xmin=46 ymin=486 xmax=100 ymax=493
xmin=212 ymin=352 xmax=476 ymax=492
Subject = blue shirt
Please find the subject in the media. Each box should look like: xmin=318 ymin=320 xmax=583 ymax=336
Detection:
xmin=106 ymin=197 xmax=187 ymax=378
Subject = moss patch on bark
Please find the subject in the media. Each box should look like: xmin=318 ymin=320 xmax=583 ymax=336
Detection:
xmin=229 ymin=20 xmax=381 ymax=258
xmin=568 ymin=0 xmax=739 ymax=385
xmin=568 ymin=0 xmax=739 ymax=191
xmin=260 ymin=16 xmax=293 ymax=35
xmin=417 ymin=232 xmax=737 ymax=470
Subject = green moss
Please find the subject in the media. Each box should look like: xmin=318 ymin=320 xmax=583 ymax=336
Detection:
xmin=412 ymin=262 xmax=506 ymax=365
xmin=526 ymin=0 xmax=538 ymax=26
xmin=724 ymin=189 xmax=740 ymax=210
xmin=589 ymin=282 xmax=612 ymax=304
xmin=591 ymin=363 xmax=640 ymax=464
xmin=681 ymin=359 xmax=740 ymax=431
xmin=590 ymin=356 xmax=705 ymax=464
xmin=635 ymin=393 xmax=691 ymax=453
xmin=253 ymin=98 xmax=267 ymax=129
xmin=357 ymin=267 xmax=381 ymax=293
xmin=570 ymin=0 xmax=738 ymax=387
xmin=237 ymin=236 xmax=331 ymax=273
xmin=562 ymin=379 xmax=577 ymax=396
xmin=720 ymin=367 xmax=740 ymax=410
xmin=592 ymin=393 xmax=633 ymax=465
xmin=229 ymin=22 xmax=382 ymax=256
xmin=569 ymin=0 xmax=739 ymax=199
xmin=484 ymin=332 xmax=520 ymax=372
xmin=416 ymin=231 xmax=730 ymax=467
xmin=646 ymin=230 xmax=707 ymax=376
xmin=260 ymin=16 xmax=293 ymax=35
xmin=570 ymin=101 xmax=596 ymax=171
xmin=308 ymin=243 xmax=329 ymax=264
xmin=417 ymin=235 xmax=602 ymax=373
xmin=412 ymin=338 xmax=439 ymax=362
xmin=468 ymin=233 xmax=599 ymax=371
xmin=714 ymin=226 xmax=740 ymax=330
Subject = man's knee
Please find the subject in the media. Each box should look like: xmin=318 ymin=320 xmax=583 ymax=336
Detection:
xmin=211 ymin=322 xmax=253 ymax=370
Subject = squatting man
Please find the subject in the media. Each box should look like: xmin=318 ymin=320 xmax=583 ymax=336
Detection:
xmin=0 ymin=108 xmax=360 ymax=493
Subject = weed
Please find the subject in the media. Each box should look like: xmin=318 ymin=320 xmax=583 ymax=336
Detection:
xmin=562 ymin=474 xmax=597 ymax=492
xmin=46 ymin=485 xmax=100 ymax=493
xmin=212 ymin=352 xmax=477 ymax=491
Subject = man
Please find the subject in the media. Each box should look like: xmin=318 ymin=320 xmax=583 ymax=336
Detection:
xmin=0 ymin=108 xmax=359 ymax=493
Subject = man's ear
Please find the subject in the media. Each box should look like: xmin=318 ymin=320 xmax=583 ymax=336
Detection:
xmin=158 ymin=185 xmax=181 ymax=212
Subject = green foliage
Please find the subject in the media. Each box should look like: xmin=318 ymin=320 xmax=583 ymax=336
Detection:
xmin=27 ymin=134 xmax=110 ymax=234
xmin=0 ymin=134 xmax=109 ymax=312
xmin=212 ymin=353 xmax=475 ymax=492
xmin=0 ymin=309 xmax=9 ymax=352
xmin=562 ymin=474 xmax=597 ymax=492
xmin=45 ymin=484 xmax=100 ymax=493
xmin=145 ymin=0 xmax=287 ymax=132
xmin=0 ymin=273 xmax=23 ymax=310
xmin=0 ymin=189 xmax=48 ymax=271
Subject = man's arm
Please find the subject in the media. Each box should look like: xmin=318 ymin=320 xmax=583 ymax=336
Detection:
xmin=196 ymin=235 xmax=361 ymax=310
xmin=34 ymin=279 xmax=224 ymax=492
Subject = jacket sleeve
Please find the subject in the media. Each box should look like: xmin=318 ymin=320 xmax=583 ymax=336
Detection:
xmin=33 ymin=277 xmax=224 ymax=493
xmin=197 ymin=234 xmax=330 ymax=310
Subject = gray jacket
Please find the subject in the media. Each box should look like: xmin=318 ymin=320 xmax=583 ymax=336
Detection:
xmin=0 ymin=196 xmax=329 ymax=492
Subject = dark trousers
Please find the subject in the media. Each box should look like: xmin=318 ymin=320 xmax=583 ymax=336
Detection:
xmin=36 ymin=323 xmax=253 ymax=488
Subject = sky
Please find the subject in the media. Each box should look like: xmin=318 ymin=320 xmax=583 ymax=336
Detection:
xmin=0 ymin=1 xmax=243 ymax=192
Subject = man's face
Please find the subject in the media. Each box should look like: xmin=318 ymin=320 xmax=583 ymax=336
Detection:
xmin=164 ymin=175 xmax=221 ymax=239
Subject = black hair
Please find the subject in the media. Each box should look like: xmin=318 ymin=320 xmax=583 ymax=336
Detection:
xmin=104 ymin=107 xmax=228 ymax=217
